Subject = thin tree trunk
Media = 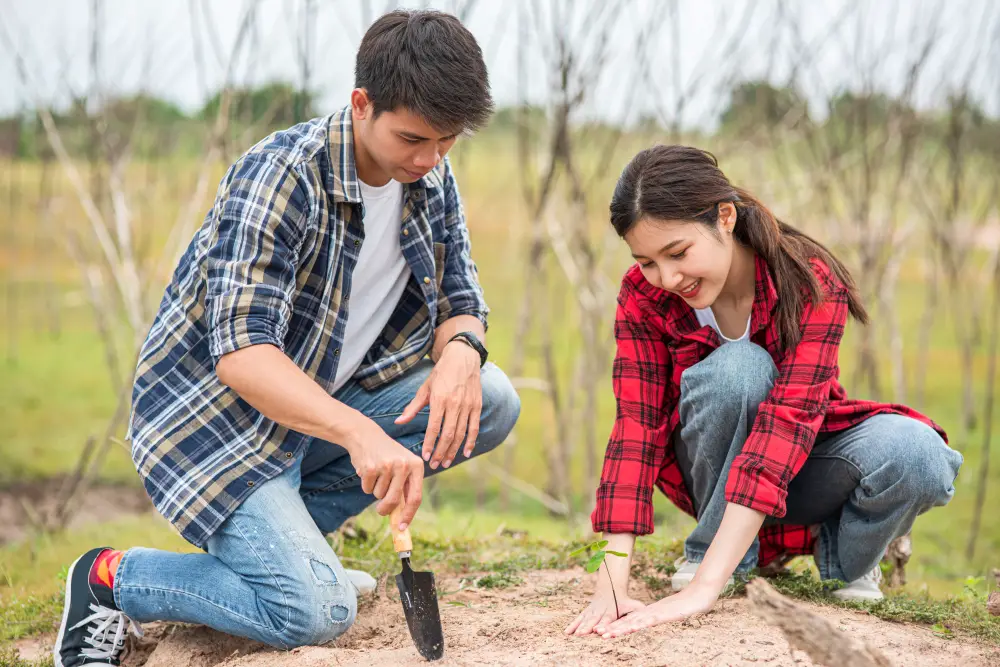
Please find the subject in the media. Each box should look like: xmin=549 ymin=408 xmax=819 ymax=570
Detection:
xmin=915 ymin=247 xmax=939 ymax=411
xmin=965 ymin=253 xmax=1000 ymax=561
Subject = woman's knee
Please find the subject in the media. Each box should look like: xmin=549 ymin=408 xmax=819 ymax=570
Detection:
xmin=896 ymin=424 xmax=963 ymax=508
xmin=864 ymin=417 xmax=962 ymax=508
xmin=476 ymin=363 xmax=521 ymax=450
xmin=682 ymin=342 xmax=776 ymax=408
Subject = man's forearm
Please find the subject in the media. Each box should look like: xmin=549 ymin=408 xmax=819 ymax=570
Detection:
xmin=431 ymin=314 xmax=486 ymax=362
xmin=215 ymin=344 xmax=375 ymax=451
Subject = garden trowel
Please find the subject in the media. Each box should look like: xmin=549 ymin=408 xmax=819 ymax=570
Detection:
xmin=390 ymin=506 xmax=444 ymax=661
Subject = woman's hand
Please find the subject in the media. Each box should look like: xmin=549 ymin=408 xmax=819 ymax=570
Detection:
xmin=596 ymin=582 xmax=719 ymax=639
xmin=565 ymin=591 xmax=646 ymax=637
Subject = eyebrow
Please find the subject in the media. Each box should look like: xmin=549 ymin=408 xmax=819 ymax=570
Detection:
xmin=398 ymin=131 xmax=457 ymax=141
xmin=632 ymin=239 xmax=683 ymax=259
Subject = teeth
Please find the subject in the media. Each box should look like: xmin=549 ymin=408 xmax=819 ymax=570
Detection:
xmin=682 ymin=280 xmax=699 ymax=294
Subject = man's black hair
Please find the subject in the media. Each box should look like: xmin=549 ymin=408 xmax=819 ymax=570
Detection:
xmin=355 ymin=9 xmax=494 ymax=133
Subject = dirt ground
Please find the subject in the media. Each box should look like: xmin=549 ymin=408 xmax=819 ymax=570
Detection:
xmin=15 ymin=568 xmax=999 ymax=667
xmin=0 ymin=478 xmax=153 ymax=544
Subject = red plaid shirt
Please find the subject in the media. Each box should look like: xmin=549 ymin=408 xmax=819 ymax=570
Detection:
xmin=591 ymin=255 xmax=947 ymax=566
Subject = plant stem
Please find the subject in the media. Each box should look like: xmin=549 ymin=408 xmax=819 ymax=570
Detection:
xmin=603 ymin=561 xmax=620 ymax=620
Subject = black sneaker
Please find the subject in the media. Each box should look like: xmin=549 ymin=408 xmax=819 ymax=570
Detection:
xmin=53 ymin=547 xmax=143 ymax=667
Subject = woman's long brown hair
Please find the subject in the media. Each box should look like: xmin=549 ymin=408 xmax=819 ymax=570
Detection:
xmin=610 ymin=145 xmax=868 ymax=351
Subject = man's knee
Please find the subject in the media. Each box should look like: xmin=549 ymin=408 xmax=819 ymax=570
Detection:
xmin=269 ymin=574 xmax=358 ymax=648
xmin=477 ymin=363 xmax=521 ymax=449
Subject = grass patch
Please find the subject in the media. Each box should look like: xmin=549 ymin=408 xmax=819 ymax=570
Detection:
xmin=0 ymin=646 xmax=53 ymax=667
xmin=0 ymin=592 xmax=62 ymax=643
xmin=764 ymin=570 xmax=1000 ymax=645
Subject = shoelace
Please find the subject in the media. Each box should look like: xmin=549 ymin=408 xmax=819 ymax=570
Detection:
xmin=69 ymin=603 xmax=144 ymax=662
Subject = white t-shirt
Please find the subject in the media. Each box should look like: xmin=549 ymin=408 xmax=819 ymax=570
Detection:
xmin=332 ymin=178 xmax=412 ymax=392
xmin=695 ymin=306 xmax=750 ymax=344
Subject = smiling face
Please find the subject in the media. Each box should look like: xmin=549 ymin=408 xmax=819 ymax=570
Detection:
xmin=351 ymin=89 xmax=459 ymax=185
xmin=624 ymin=204 xmax=738 ymax=308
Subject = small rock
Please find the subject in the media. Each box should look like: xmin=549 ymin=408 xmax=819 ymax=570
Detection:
xmin=756 ymin=640 xmax=774 ymax=645
xmin=742 ymin=652 xmax=758 ymax=662
xmin=839 ymin=625 xmax=849 ymax=632
xmin=740 ymin=638 xmax=747 ymax=644
xmin=600 ymin=646 xmax=614 ymax=655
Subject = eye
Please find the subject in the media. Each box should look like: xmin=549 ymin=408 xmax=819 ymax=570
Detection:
xmin=637 ymin=260 xmax=654 ymax=268
xmin=400 ymin=136 xmax=421 ymax=144
xmin=670 ymin=249 xmax=687 ymax=259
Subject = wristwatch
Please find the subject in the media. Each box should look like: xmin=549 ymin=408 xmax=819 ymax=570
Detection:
xmin=448 ymin=331 xmax=488 ymax=367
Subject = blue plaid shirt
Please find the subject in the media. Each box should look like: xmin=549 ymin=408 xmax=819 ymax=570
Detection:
xmin=127 ymin=106 xmax=488 ymax=548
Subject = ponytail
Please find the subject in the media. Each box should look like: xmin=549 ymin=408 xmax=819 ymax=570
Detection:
xmin=732 ymin=188 xmax=869 ymax=350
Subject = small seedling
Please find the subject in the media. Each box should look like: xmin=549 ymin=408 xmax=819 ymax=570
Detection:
xmin=570 ymin=540 xmax=628 ymax=620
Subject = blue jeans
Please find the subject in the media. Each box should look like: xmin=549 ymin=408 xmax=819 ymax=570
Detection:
xmin=674 ymin=342 xmax=963 ymax=582
xmin=112 ymin=360 xmax=520 ymax=648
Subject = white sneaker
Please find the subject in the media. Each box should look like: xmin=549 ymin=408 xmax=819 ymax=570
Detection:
xmin=831 ymin=565 xmax=884 ymax=601
xmin=345 ymin=569 xmax=377 ymax=595
xmin=670 ymin=559 xmax=734 ymax=592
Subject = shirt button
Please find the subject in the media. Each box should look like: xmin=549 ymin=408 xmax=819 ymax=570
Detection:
xmin=247 ymin=480 xmax=255 ymax=488
xmin=423 ymin=276 xmax=431 ymax=285
xmin=334 ymin=348 xmax=341 ymax=356
xmin=285 ymin=452 xmax=293 ymax=459
xmin=402 ymin=228 xmax=409 ymax=236
xmin=354 ymin=240 xmax=360 ymax=247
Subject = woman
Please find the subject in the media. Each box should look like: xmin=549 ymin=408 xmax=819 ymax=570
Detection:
xmin=567 ymin=145 xmax=962 ymax=639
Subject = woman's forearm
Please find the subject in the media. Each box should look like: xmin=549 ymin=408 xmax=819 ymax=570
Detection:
xmin=690 ymin=502 xmax=765 ymax=592
xmin=597 ymin=533 xmax=637 ymax=594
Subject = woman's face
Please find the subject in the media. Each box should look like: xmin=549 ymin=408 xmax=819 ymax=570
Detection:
xmin=623 ymin=205 xmax=737 ymax=309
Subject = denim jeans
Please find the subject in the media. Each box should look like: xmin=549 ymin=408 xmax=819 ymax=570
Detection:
xmin=113 ymin=360 xmax=520 ymax=648
xmin=674 ymin=342 xmax=963 ymax=583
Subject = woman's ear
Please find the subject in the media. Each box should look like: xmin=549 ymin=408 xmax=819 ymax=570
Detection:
xmin=719 ymin=202 xmax=737 ymax=234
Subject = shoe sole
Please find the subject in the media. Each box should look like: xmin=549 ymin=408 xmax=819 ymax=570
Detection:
xmin=53 ymin=553 xmax=84 ymax=667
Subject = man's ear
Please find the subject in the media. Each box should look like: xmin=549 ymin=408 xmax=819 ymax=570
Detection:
xmin=350 ymin=89 xmax=371 ymax=119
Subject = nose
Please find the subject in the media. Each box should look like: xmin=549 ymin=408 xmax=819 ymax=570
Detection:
xmin=659 ymin=263 xmax=684 ymax=291
xmin=413 ymin=145 xmax=440 ymax=169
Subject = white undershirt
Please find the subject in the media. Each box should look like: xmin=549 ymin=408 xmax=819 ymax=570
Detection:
xmin=332 ymin=178 xmax=411 ymax=392
xmin=695 ymin=306 xmax=751 ymax=343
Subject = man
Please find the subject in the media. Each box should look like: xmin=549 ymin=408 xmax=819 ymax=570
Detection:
xmin=54 ymin=9 xmax=520 ymax=664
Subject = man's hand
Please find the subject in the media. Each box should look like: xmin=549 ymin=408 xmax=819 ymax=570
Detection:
xmin=395 ymin=339 xmax=482 ymax=470
xmin=346 ymin=423 xmax=424 ymax=531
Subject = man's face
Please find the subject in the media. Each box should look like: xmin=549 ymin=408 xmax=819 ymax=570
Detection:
xmin=351 ymin=90 xmax=459 ymax=184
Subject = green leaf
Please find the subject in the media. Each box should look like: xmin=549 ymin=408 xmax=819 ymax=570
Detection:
xmin=932 ymin=623 xmax=954 ymax=639
xmin=596 ymin=540 xmax=609 ymax=549
xmin=569 ymin=543 xmax=593 ymax=558
xmin=605 ymin=550 xmax=627 ymax=558
xmin=585 ymin=551 xmax=607 ymax=573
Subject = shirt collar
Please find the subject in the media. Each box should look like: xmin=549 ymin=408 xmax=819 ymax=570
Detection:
xmin=326 ymin=105 xmax=440 ymax=207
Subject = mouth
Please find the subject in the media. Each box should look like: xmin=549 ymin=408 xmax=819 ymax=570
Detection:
xmin=676 ymin=279 xmax=702 ymax=298
xmin=402 ymin=168 xmax=426 ymax=180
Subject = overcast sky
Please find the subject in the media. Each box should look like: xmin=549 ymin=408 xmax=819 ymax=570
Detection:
xmin=1 ymin=0 xmax=997 ymax=130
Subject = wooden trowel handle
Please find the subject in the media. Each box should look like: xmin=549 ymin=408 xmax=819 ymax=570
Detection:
xmin=390 ymin=506 xmax=413 ymax=554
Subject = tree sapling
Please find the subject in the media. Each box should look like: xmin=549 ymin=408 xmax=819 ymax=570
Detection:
xmin=570 ymin=540 xmax=628 ymax=620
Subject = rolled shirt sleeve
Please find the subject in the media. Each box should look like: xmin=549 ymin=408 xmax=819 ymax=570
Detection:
xmin=591 ymin=281 xmax=674 ymax=535
xmin=205 ymin=153 xmax=310 ymax=366
xmin=725 ymin=274 xmax=849 ymax=518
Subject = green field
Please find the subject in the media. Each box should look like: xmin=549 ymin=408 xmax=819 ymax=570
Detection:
xmin=1 ymin=126 xmax=998 ymax=646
